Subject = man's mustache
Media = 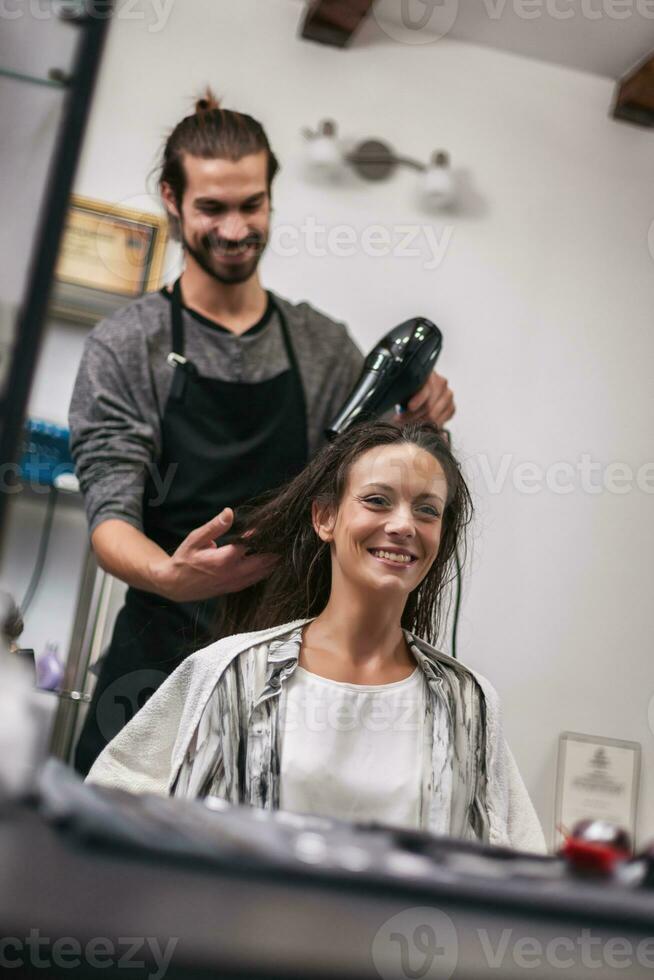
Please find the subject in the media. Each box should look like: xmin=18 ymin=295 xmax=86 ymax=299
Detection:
xmin=204 ymin=231 xmax=265 ymax=253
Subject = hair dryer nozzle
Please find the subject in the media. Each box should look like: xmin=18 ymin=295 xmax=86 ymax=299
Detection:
xmin=326 ymin=317 xmax=442 ymax=440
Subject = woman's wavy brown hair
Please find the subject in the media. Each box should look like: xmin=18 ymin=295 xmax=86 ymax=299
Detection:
xmin=215 ymin=420 xmax=472 ymax=646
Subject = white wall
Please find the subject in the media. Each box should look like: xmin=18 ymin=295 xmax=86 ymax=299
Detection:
xmin=5 ymin=0 xmax=654 ymax=846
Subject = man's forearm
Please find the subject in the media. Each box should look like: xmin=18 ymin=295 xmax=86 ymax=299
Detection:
xmin=91 ymin=519 xmax=170 ymax=596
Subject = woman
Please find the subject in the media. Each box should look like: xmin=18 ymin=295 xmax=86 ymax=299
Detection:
xmin=87 ymin=421 xmax=545 ymax=853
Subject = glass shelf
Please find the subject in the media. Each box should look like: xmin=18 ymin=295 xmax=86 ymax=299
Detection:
xmin=0 ymin=67 xmax=69 ymax=89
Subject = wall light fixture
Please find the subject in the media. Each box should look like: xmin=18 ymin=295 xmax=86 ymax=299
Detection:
xmin=302 ymin=119 xmax=455 ymax=207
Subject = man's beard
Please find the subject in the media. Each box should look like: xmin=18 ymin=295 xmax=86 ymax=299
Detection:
xmin=181 ymin=224 xmax=267 ymax=286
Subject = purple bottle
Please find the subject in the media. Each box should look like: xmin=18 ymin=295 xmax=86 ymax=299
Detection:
xmin=36 ymin=642 xmax=63 ymax=692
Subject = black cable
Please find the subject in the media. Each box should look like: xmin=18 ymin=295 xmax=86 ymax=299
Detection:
xmin=20 ymin=487 xmax=58 ymax=616
xmin=451 ymin=546 xmax=463 ymax=660
xmin=441 ymin=427 xmax=462 ymax=659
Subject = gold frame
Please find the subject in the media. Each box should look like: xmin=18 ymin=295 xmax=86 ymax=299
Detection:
xmin=554 ymin=730 xmax=641 ymax=849
xmin=50 ymin=195 xmax=168 ymax=325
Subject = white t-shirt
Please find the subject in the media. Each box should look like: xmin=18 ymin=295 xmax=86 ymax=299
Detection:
xmin=278 ymin=664 xmax=427 ymax=829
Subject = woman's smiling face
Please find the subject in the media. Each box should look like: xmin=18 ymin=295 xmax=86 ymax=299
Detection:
xmin=314 ymin=442 xmax=448 ymax=597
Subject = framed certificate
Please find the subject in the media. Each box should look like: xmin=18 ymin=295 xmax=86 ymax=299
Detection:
xmin=554 ymin=731 xmax=641 ymax=848
xmin=50 ymin=195 xmax=168 ymax=324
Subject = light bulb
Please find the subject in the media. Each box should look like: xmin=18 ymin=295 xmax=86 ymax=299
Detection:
xmin=308 ymin=134 xmax=342 ymax=175
xmin=424 ymin=151 xmax=454 ymax=207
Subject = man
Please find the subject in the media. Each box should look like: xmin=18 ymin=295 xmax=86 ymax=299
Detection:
xmin=69 ymin=92 xmax=455 ymax=774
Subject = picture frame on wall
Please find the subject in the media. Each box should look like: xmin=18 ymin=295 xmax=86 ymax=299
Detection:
xmin=554 ymin=731 xmax=641 ymax=848
xmin=50 ymin=195 xmax=168 ymax=325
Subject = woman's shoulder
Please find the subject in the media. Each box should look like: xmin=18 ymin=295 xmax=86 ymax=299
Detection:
xmin=406 ymin=632 xmax=500 ymax=705
xmin=185 ymin=619 xmax=311 ymax=676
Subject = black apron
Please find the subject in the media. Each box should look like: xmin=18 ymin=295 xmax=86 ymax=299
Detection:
xmin=74 ymin=280 xmax=308 ymax=775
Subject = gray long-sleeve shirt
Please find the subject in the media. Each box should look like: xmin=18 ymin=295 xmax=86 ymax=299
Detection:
xmin=69 ymin=289 xmax=364 ymax=535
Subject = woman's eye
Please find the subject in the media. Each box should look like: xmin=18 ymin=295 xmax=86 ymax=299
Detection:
xmin=363 ymin=495 xmax=388 ymax=506
xmin=418 ymin=506 xmax=441 ymax=518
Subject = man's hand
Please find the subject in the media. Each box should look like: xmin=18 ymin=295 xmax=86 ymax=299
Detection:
xmin=91 ymin=511 xmax=276 ymax=603
xmin=150 ymin=508 xmax=277 ymax=602
xmin=392 ymin=371 xmax=455 ymax=427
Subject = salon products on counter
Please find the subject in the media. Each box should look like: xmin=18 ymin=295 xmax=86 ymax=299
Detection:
xmin=19 ymin=419 xmax=77 ymax=488
xmin=36 ymin=641 xmax=64 ymax=692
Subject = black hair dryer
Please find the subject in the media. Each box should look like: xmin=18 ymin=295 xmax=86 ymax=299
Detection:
xmin=326 ymin=317 xmax=443 ymax=439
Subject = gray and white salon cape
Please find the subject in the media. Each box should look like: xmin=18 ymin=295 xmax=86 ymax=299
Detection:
xmin=87 ymin=619 xmax=546 ymax=853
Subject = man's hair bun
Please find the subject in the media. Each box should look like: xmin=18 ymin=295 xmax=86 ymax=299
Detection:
xmin=195 ymin=88 xmax=222 ymax=114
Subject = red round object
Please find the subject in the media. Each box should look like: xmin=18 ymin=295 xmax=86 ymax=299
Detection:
xmin=560 ymin=820 xmax=632 ymax=874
